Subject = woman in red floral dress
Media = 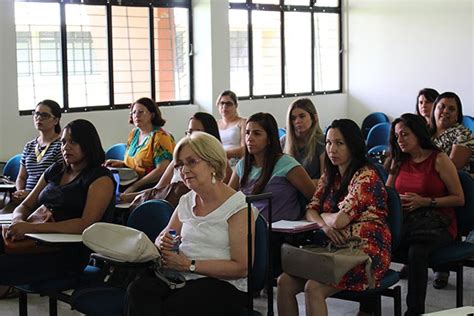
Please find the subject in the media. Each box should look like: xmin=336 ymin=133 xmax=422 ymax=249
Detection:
xmin=277 ymin=119 xmax=391 ymax=316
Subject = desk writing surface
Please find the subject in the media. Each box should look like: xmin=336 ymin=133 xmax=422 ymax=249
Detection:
xmin=0 ymin=213 xmax=12 ymax=224
xmin=25 ymin=233 xmax=82 ymax=243
xmin=0 ymin=184 xmax=15 ymax=190
xmin=116 ymin=202 xmax=131 ymax=209
xmin=272 ymin=220 xmax=321 ymax=233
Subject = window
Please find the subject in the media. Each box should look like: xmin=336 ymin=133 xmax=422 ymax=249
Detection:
xmin=14 ymin=0 xmax=192 ymax=113
xmin=229 ymin=0 xmax=342 ymax=99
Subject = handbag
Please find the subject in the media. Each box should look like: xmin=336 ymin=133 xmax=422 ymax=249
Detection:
xmin=281 ymin=236 xmax=375 ymax=288
xmin=402 ymin=207 xmax=451 ymax=243
xmin=129 ymin=181 xmax=190 ymax=212
xmin=2 ymin=205 xmax=58 ymax=254
xmin=82 ymin=222 xmax=185 ymax=290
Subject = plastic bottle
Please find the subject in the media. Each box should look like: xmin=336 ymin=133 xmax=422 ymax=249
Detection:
xmin=169 ymin=229 xmax=180 ymax=254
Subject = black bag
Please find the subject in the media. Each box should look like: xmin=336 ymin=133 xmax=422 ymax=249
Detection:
xmin=402 ymin=207 xmax=451 ymax=243
xmin=92 ymin=253 xmax=185 ymax=290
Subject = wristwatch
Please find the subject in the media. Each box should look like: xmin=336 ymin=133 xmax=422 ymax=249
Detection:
xmin=429 ymin=198 xmax=437 ymax=208
xmin=189 ymin=259 xmax=196 ymax=273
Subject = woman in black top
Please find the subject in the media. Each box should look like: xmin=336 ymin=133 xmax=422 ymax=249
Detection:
xmin=0 ymin=119 xmax=115 ymax=285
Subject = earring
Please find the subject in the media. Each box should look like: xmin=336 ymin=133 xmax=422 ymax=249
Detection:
xmin=211 ymin=172 xmax=216 ymax=184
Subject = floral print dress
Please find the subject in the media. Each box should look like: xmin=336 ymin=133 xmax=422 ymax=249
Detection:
xmin=306 ymin=165 xmax=391 ymax=291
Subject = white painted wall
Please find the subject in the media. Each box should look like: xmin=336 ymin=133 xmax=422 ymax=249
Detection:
xmin=346 ymin=0 xmax=473 ymax=123
xmin=1 ymin=0 xmax=471 ymax=162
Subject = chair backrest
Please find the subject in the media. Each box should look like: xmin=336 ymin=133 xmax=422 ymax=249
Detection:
xmin=462 ymin=115 xmax=474 ymax=134
xmin=366 ymin=122 xmax=391 ymax=150
xmin=251 ymin=214 xmax=268 ymax=292
xmin=367 ymin=144 xmax=390 ymax=164
xmin=105 ymin=143 xmax=127 ymax=160
xmin=372 ymin=163 xmax=388 ymax=184
xmin=278 ymin=127 xmax=286 ymax=139
xmin=3 ymin=154 xmax=22 ymax=181
xmin=127 ymin=199 xmax=174 ymax=241
xmin=386 ymin=186 xmax=402 ymax=251
xmin=455 ymin=171 xmax=474 ymax=237
xmin=361 ymin=112 xmax=389 ymax=139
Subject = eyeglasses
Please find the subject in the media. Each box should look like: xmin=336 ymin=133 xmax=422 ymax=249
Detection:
xmin=219 ymin=101 xmax=234 ymax=107
xmin=184 ymin=129 xmax=204 ymax=136
xmin=174 ymin=158 xmax=202 ymax=171
xmin=130 ymin=109 xmax=148 ymax=116
xmin=32 ymin=111 xmax=54 ymax=120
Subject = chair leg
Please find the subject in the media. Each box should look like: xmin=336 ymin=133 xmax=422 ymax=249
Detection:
xmin=49 ymin=297 xmax=58 ymax=316
xmin=393 ymin=285 xmax=402 ymax=316
xmin=19 ymin=291 xmax=27 ymax=316
xmin=456 ymin=265 xmax=463 ymax=307
xmin=374 ymin=296 xmax=382 ymax=316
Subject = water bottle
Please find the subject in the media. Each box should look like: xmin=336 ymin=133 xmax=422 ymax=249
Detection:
xmin=169 ymin=229 xmax=180 ymax=254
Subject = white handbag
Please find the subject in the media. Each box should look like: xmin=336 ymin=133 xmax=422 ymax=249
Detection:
xmin=82 ymin=222 xmax=160 ymax=263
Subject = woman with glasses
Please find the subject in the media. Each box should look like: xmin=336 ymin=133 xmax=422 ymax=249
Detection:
xmin=3 ymin=100 xmax=63 ymax=211
xmin=120 ymin=112 xmax=232 ymax=204
xmin=104 ymin=97 xmax=175 ymax=193
xmin=125 ymin=132 xmax=255 ymax=316
xmin=216 ymin=90 xmax=246 ymax=167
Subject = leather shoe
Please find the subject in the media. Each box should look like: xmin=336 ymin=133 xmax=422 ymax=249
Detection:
xmin=433 ymin=274 xmax=449 ymax=289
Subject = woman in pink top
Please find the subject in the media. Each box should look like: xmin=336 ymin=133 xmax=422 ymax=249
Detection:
xmin=387 ymin=113 xmax=464 ymax=316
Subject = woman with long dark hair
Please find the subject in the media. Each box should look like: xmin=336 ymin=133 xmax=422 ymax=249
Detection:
xmin=0 ymin=119 xmax=115 ymax=286
xmin=387 ymin=113 xmax=464 ymax=315
xmin=278 ymin=119 xmax=391 ymax=316
xmin=229 ymin=112 xmax=314 ymax=222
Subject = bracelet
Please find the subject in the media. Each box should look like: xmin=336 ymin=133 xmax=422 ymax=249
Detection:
xmin=429 ymin=198 xmax=437 ymax=208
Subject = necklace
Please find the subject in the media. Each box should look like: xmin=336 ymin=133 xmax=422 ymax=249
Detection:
xmin=35 ymin=142 xmax=51 ymax=163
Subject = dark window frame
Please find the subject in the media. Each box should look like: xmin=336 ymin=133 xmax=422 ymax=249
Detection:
xmin=15 ymin=0 xmax=193 ymax=115
xmin=229 ymin=0 xmax=343 ymax=101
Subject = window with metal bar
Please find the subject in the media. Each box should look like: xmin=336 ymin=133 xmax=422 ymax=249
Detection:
xmin=14 ymin=0 xmax=192 ymax=113
xmin=229 ymin=0 xmax=342 ymax=99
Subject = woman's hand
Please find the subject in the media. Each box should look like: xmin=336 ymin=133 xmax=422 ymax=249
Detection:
xmin=4 ymin=221 xmax=32 ymax=241
xmin=320 ymin=224 xmax=347 ymax=246
xmin=11 ymin=190 xmax=28 ymax=203
xmin=103 ymin=159 xmax=124 ymax=168
xmin=400 ymin=192 xmax=426 ymax=212
xmin=161 ymin=250 xmax=190 ymax=272
xmin=155 ymin=230 xmax=180 ymax=252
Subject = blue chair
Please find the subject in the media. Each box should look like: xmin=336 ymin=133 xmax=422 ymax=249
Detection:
xmin=361 ymin=112 xmax=390 ymax=140
xmin=278 ymin=127 xmax=286 ymax=139
xmin=366 ymin=122 xmax=391 ymax=150
xmin=427 ymin=171 xmax=474 ymax=307
xmin=331 ymin=186 xmax=403 ymax=316
xmin=105 ymin=143 xmax=127 ymax=160
xmin=368 ymin=144 xmax=390 ymax=165
xmin=3 ymin=153 xmax=21 ymax=181
xmin=462 ymin=115 xmax=474 ymax=134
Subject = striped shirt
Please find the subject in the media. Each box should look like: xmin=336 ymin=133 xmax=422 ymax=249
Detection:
xmin=20 ymin=138 xmax=63 ymax=191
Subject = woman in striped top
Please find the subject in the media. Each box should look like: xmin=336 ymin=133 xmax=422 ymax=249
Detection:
xmin=13 ymin=100 xmax=63 ymax=205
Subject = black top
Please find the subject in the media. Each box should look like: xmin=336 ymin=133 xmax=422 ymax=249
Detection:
xmin=38 ymin=162 xmax=115 ymax=222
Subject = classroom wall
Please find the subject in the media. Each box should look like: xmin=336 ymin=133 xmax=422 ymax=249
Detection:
xmin=1 ymin=0 xmax=472 ymax=162
xmin=346 ymin=0 xmax=473 ymax=123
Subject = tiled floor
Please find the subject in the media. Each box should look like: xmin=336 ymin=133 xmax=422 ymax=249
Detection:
xmin=0 ymin=263 xmax=472 ymax=315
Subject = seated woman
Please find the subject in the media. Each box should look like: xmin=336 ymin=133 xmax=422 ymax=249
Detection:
xmin=105 ymin=97 xmax=175 ymax=193
xmin=120 ymin=112 xmax=232 ymax=205
xmin=429 ymin=92 xmax=474 ymax=288
xmin=277 ymin=119 xmax=391 ymax=316
xmin=229 ymin=112 xmax=315 ymax=223
xmin=387 ymin=113 xmax=464 ymax=316
xmin=125 ymin=132 xmax=255 ymax=316
xmin=3 ymin=100 xmax=63 ymax=212
xmin=430 ymin=91 xmax=474 ymax=172
xmin=216 ymin=90 xmax=246 ymax=168
xmin=281 ymin=98 xmax=325 ymax=186
xmin=0 ymin=119 xmax=115 ymax=286
xmin=415 ymin=88 xmax=439 ymax=125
